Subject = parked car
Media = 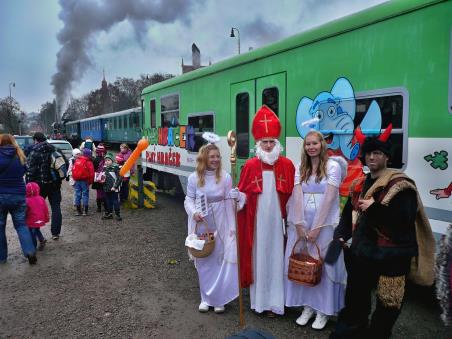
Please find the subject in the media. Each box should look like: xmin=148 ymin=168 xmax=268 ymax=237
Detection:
xmin=47 ymin=139 xmax=73 ymax=160
xmin=14 ymin=135 xmax=33 ymax=148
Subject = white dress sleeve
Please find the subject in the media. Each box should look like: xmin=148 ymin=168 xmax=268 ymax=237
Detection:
xmin=311 ymin=160 xmax=341 ymax=230
xmin=184 ymin=173 xmax=198 ymax=234
xmin=286 ymin=163 xmax=306 ymax=227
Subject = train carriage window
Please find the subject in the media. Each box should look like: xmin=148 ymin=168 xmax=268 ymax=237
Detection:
xmin=187 ymin=113 xmax=214 ymax=152
xmin=236 ymin=93 xmax=249 ymax=158
xmin=355 ymin=90 xmax=407 ymax=169
xmin=262 ymin=87 xmax=279 ymax=116
xmin=118 ymin=116 xmax=122 ymax=129
xmin=133 ymin=112 xmax=139 ymax=127
xmin=161 ymin=94 xmax=179 ymax=127
xmin=114 ymin=117 xmax=117 ymax=130
xmin=150 ymin=99 xmax=156 ymax=128
xmin=129 ymin=114 xmax=133 ymax=128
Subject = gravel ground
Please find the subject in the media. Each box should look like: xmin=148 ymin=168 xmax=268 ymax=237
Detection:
xmin=0 ymin=182 xmax=449 ymax=338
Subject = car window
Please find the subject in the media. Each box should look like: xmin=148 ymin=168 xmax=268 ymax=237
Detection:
xmin=50 ymin=142 xmax=72 ymax=150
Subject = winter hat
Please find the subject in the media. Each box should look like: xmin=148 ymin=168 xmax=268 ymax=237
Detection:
xmin=96 ymin=144 xmax=106 ymax=155
xmin=72 ymin=148 xmax=81 ymax=157
xmin=82 ymin=148 xmax=92 ymax=157
xmin=105 ymin=152 xmax=114 ymax=161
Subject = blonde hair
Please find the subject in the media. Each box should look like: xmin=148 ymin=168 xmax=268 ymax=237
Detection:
xmin=196 ymin=144 xmax=222 ymax=187
xmin=0 ymin=134 xmax=27 ymax=165
xmin=120 ymin=143 xmax=129 ymax=150
xmin=299 ymin=130 xmax=329 ymax=183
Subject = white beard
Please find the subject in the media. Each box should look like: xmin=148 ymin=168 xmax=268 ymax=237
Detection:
xmin=255 ymin=140 xmax=283 ymax=165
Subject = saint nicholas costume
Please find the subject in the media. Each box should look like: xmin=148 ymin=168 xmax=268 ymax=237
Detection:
xmin=237 ymin=105 xmax=295 ymax=315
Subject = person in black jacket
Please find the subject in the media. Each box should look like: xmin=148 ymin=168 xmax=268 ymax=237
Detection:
xmin=101 ymin=153 xmax=122 ymax=221
xmin=26 ymin=132 xmax=63 ymax=240
xmin=0 ymin=134 xmax=37 ymax=264
xmin=330 ymin=128 xmax=432 ymax=339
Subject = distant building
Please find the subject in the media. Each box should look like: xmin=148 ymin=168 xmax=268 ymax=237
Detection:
xmin=101 ymin=70 xmax=113 ymax=115
xmin=182 ymin=43 xmax=210 ymax=74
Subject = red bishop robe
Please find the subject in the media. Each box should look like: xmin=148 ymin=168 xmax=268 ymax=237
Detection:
xmin=237 ymin=156 xmax=295 ymax=287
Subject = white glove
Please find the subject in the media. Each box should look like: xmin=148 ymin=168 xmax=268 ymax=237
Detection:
xmin=229 ymin=188 xmax=241 ymax=200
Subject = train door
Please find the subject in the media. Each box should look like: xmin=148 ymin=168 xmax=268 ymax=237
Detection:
xmin=230 ymin=80 xmax=255 ymax=183
xmin=256 ymin=73 xmax=286 ymax=153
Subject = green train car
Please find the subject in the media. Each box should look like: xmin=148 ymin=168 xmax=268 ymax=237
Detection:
xmin=140 ymin=0 xmax=452 ymax=237
xmin=102 ymin=107 xmax=142 ymax=144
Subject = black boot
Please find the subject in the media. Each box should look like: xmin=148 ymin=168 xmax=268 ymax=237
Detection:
xmin=76 ymin=205 xmax=82 ymax=216
xmin=115 ymin=213 xmax=122 ymax=221
xmin=96 ymin=199 xmax=102 ymax=213
xmin=102 ymin=213 xmax=113 ymax=220
xmin=83 ymin=206 xmax=88 ymax=216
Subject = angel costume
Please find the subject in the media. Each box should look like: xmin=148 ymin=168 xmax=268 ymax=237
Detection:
xmin=284 ymin=158 xmax=347 ymax=316
xmin=184 ymin=169 xmax=239 ymax=307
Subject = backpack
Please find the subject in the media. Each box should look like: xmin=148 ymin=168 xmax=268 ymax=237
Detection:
xmin=50 ymin=150 xmax=68 ymax=182
xmin=72 ymin=157 xmax=89 ymax=181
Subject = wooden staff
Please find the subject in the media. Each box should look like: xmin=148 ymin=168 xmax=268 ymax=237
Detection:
xmin=227 ymin=130 xmax=245 ymax=328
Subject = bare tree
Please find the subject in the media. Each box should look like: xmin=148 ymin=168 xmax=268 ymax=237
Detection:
xmin=0 ymin=96 xmax=21 ymax=134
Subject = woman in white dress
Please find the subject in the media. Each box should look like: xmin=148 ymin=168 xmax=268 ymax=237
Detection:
xmin=184 ymin=142 xmax=239 ymax=313
xmin=285 ymin=130 xmax=347 ymax=330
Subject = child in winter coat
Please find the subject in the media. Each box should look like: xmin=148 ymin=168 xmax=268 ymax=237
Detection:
xmin=26 ymin=182 xmax=50 ymax=250
xmin=67 ymin=148 xmax=81 ymax=210
xmin=102 ymin=153 xmax=122 ymax=221
xmin=116 ymin=143 xmax=133 ymax=203
xmin=72 ymin=148 xmax=95 ymax=216
xmin=92 ymin=144 xmax=107 ymax=213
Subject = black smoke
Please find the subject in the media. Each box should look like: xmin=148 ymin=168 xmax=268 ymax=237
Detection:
xmin=51 ymin=0 xmax=195 ymax=117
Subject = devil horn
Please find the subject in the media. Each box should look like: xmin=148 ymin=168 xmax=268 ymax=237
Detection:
xmin=378 ymin=123 xmax=393 ymax=142
xmin=354 ymin=127 xmax=366 ymax=145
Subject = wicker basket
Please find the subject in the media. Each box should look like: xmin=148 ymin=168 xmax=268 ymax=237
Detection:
xmin=288 ymin=237 xmax=323 ymax=286
xmin=187 ymin=221 xmax=215 ymax=258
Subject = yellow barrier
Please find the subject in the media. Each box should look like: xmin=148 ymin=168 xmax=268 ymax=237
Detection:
xmin=128 ymin=176 xmax=156 ymax=209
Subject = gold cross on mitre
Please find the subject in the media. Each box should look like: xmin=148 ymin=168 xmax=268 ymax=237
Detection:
xmin=252 ymin=176 xmax=262 ymax=190
xmin=277 ymin=174 xmax=286 ymax=189
xmin=259 ymin=114 xmax=272 ymax=133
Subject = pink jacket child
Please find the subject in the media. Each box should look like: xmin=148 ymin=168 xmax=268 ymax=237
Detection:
xmin=26 ymin=182 xmax=49 ymax=249
xmin=26 ymin=182 xmax=49 ymax=228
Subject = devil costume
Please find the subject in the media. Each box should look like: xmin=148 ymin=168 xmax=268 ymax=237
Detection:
xmin=330 ymin=127 xmax=435 ymax=339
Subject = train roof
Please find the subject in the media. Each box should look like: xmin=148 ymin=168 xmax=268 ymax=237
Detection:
xmin=65 ymin=107 xmax=141 ymax=124
xmin=142 ymin=0 xmax=445 ymax=95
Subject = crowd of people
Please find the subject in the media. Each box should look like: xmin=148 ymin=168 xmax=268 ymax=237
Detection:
xmin=0 ymin=132 xmax=133 ymax=266
xmin=184 ymin=105 xmax=436 ymax=338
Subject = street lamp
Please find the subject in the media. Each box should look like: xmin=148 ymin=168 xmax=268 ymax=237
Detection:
xmin=8 ymin=82 xmax=20 ymax=135
xmin=9 ymin=82 xmax=15 ymax=98
xmin=230 ymin=27 xmax=240 ymax=55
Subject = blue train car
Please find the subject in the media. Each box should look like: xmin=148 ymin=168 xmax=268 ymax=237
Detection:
xmin=80 ymin=116 xmax=104 ymax=142
xmin=65 ymin=120 xmax=81 ymax=147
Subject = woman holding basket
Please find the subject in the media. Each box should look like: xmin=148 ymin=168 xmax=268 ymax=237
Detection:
xmin=184 ymin=133 xmax=239 ymax=314
xmin=285 ymin=130 xmax=347 ymax=330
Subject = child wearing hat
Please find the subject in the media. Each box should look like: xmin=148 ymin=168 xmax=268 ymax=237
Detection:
xmin=72 ymin=148 xmax=95 ymax=216
xmin=102 ymin=153 xmax=122 ymax=221
xmin=93 ymin=144 xmax=107 ymax=213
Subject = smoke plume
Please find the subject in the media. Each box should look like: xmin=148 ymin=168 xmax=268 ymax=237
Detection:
xmin=51 ymin=0 xmax=194 ymax=117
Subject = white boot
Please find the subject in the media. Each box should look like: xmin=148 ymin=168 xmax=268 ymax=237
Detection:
xmin=312 ymin=311 xmax=329 ymax=330
xmin=296 ymin=306 xmax=315 ymax=326
xmin=198 ymin=301 xmax=209 ymax=313
xmin=214 ymin=305 xmax=225 ymax=314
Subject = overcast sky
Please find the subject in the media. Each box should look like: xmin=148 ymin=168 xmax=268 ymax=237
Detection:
xmin=0 ymin=0 xmax=387 ymax=113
